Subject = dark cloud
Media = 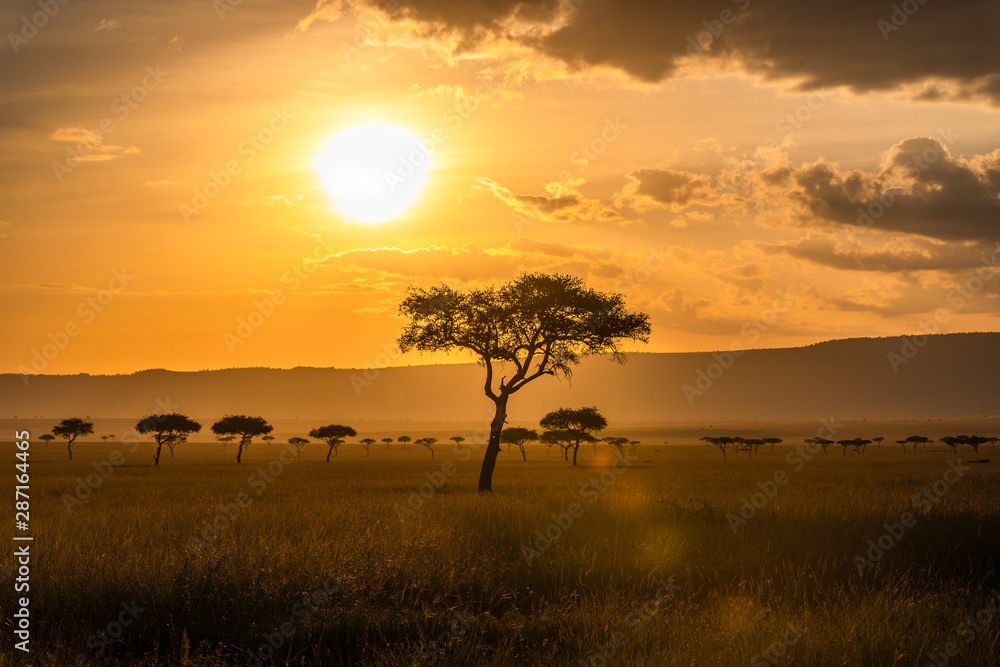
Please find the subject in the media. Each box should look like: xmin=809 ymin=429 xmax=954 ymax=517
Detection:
xmin=620 ymin=167 xmax=716 ymax=211
xmin=353 ymin=0 xmax=1000 ymax=104
xmin=749 ymin=137 xmax=1000 ymax=241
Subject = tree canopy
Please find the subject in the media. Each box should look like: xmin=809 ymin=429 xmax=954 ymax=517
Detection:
xmin=211 ymin=415 xmax=273 ymax=464
xmin=52 ymin=418 xmax=93 ymax=460
xmin=136 ymin=413 xmax=201 ymax=465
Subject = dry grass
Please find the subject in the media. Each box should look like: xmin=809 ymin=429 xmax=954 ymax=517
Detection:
xmin=1 ymin=435 xmax=999 ymax=666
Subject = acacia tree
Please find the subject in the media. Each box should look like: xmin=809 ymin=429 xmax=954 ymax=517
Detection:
xmin=604 ymin=436 xmax=629 ymax=457
xmin=310 ymin=425 xmax=357 ymax=462
xmin=360 ymin=437 xmax=376 ymax=456
xmin=540 ymin=407 xmax=608 ymax=466
xmin=501 ymin=427 xmax=538 ymax=461
xmin=762 ymin=437 xmax=782 ymax=452
xmin=53 ymin=418 xmax=93 ymax=461
xmin=450 ymin=436 xmax=466 ymax=450
xmin=629 ymin=440 xmax=640 ymax=453
xmin=806 ymin=437 xmax=833 ymax=455
xmin=218 ymin=434 xmax=235 ymax=448
xmin=701 ymin=436 xmax=727 ymax=458
xmin=382 ymin=437 xmax=394 ymax=450
xmin=262 ymin=435 xmax=275 ymax=446
xmin=904 ymin=435 xmax=930 ymax=451
xmin=416 ymin=437 xmax=437 ymax=459
xmin=288 ymin=437 xmax=309 ymax=457
xmin=135 ymin=413 xmax=202 ymax=465
xmin=873 ymin=436 xmax=884 ymax=448
xmin=541 ymin=429 xmax=584 ymax=461
xmin=398 ymin=435 xmax=411 ymax=449
xmin=38 ymin=434 xmax=54 ymax=447
xmin=212 ymin=415 xmax=273 ymax=464
xmin=399 ymin=273 xmax=649 ymax=492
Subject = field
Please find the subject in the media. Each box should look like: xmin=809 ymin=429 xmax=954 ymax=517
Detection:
xmin=2 ymin=418 xmax=1000 ymax=666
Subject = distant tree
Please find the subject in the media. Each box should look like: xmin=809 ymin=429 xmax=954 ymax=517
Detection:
xmin=309 ymin=425 xmax=357 ymax=462
xmin=904 ymin=435 xmax=931 ymax=451
xmin=941 ymin=436 xmax=960 ymax=454
xmin=382 ymin=437 xmax=394 ymax=450
xmin=38 ymin=434 xmax=54 ymax=447
xmin=806 ymin=437 xmax=833 ymax=455
xmin=212 ymin=415 xmax=273 ymax=464
xmin=988 ymin=437 xmax=999 ymax=449
xmin=701 ymin=436 xmax=727 ymax=458
xmin=604 ymin=436 xmax=629 ymax=457
xmin=734 ymin=437 xmax=764 ymax=458
xmin=262 ymin=435 xmax=275 ymax=446
xmin=398 ymin=273 xmax=650 ymax=492
xmin=896 ymin=439 xmax=909 ymax=453
xmin=135 ymin=413 xmax=202 ymax=465
xmin=416 ymin=437 xmax=437 ymax=458
xmin=629 ymin=440 xmax=640 ymax=453
xmin=107 ymin=434 xmax=116 ymax=442
xmin=101 ymin=435 xmax=108 ymax=443
xmin=540 ymin=407 xmax=608 ymax=466
xmin=541 ymin=429 xmax=590 ymax=462
xmin=838 ymin=438 xmax=870 ymax=455
xmin=450 ymin=436 xmax=466 ymax=450
xmin=52 ymin=418 xmax=93 ymax=461
xmin=501 ymin=427 xmax=538 ymax=461
xmin=288 ymin=437 xmax=309 ymax=457
xmin=762 ymin=437 xmax=782 ymax=452
xmin=218 ymin=434 xmax=236 ymax=448
xmin=360 ymin=437 xmax=376 ymax=456
xmin=873 ymin=436 xmax=884 ymax=448
xmin=398 ymin=435 xmax=411 ymax=449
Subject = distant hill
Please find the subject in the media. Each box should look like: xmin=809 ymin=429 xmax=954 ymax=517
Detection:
xmin=2 ymin=333 xmax=998 ymax=421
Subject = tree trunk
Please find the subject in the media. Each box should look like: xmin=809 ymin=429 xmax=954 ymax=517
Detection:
xmin=572 ymin=443 xmax=579 ymax=466
xmin=68 ymin=441 xmax=73 ymax=461
xmin=154 ymin=442 xmax=162 ymax=465
xmin=477 ymin=396 xmax=508 ymax=492
xmin=327 ymin=445 xmax=333 ymax=462
xmin=520 ymin=445 xmax=526 ymax=462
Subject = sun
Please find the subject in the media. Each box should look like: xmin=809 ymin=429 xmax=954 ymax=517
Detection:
xmin=314 ymin=123 xmax=432 ymax=224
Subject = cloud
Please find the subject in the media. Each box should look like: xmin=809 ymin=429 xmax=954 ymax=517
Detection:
xmin=759 ymin=234 xmax=1000 ymax=273
xmin=338 ymin=0 xmax=1000 ymax=105
xmin=618 ymin=167 xmax=717 ymax=212
xmin=476 ymin=177 xmax=622 ymax=222
xmin=93 ymin=19 xmax=121 ymax=32
xmin=50 ymin=127 xmax=140 ymax=162
xmin=748 ymin=136 xmax=1000 ymax=241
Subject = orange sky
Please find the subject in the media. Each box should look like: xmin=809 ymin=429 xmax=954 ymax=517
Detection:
xmin=1 ymin=0 xmax=999 ymax=375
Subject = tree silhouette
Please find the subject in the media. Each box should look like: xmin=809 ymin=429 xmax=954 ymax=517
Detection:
xmin=211 ymin=415 xmax=273 ymax=464
xmin=629 ymin=440 xmax=640 ymax=453
xmin=382 ymin=437 xmax=394 ymax=450
xmin=288 ymin=437 xmax=309 ymax=457
xmin=398 ymin=272 xmax=649 ymax=492
xmin=701 ymin=436 xmax=727 ymax=458
xmin=837 ymin=438 xmax=870 ymax=455
xmin=52 ymin=418 xmax=93 ymax=461
xmin=941 ymin=436 xmax=960 ymax=454
xmin=360 ymin=437 xmax=376 ymax=456
xmin=540 ymin=406 xmax=608 ymax=466
xmin=310 ymin=425 xmax=357 ymax=462
xmin=101 ymin=436 xmax=108 ymax=443
xmin=450 ymin=436 xmax=466 ymax=450
xmin=135 ymin=413 xmax=201 ymax=465
xmin=604 ymin=436 xmax=629 ymax=457
xmin=806 ymin=437 xmax=833 ymax=455
xmin=398 ymin=435 xmax=411 ymax=449
xmin=218 ymin=434 xmax=236 ymax=449
xmin=762 ymin=437 xmax=782 ymax=452
xmin=416 ymin=437 xmax=437 ymax=458
xmin=873 ymin=436 xmax=884 ymax=449
xmin=107 ymin=434 xmax=116 ymax=442
xmin=541 ymin=429 xmax=590 ymax=462
xmin=501 ymin=427 xmax=538 ymax=461
xmin=262 ymin=435 xmax=275 ymax=446
xmin=903 ymin=435 xmax=930 ymax=452
xmin=39 ymin=434 xmax=54 ymax=447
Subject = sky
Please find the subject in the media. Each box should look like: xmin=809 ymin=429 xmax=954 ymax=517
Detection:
xmin=1 ymin=0 xmax=999 ymax=376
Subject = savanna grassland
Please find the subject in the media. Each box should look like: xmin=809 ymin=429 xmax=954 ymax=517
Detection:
xmin=2 ymin=422 xmax=1000 ymax=666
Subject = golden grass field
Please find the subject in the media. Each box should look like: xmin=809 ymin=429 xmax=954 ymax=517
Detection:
xmin=2 ymin=418 xmax=999 ymax=666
